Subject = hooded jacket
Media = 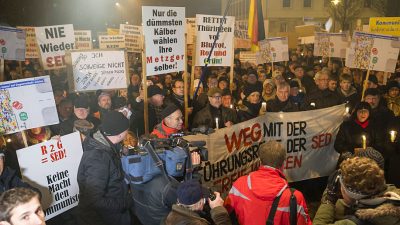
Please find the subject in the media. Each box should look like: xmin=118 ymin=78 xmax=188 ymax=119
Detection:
xmin=225 ymin=166 xmax=312 ymax=225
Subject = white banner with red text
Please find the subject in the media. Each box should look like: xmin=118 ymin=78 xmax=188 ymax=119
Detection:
xmin=184 ymin=104 xmax=345 ymax=194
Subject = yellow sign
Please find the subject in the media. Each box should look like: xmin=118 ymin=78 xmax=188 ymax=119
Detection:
xmin=107 ymin=28 xmax=120 ymax=35
xmin=369 ymin=17 xmax=400 ymax=36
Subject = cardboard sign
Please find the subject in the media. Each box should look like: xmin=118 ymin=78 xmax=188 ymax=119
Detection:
xmin=107 ymin=28 xmax=120 ymax=35
xmin=0 ymin=76 xmax=58 ymax=135
xmin=314 ymin=32 xmax=349 ymax=58
xmin=184 ymin=105 xmax=344 ymax=194
xmin=369 ymin=17 xmax=400 ymax=36
xmin=195 ymin=14 xmax=235 ymax=66
xmin=99 ymin=35 xmax=126 ymax=49
xmin=0 ymin=26 xmax=26 ymax=61
xmin=120 ymin=24 xmax=142 ymax=53
xmin=234 ymin=20 xmax=251 ymax=49
xmin=186 ymin=18 xmax=196 ymax=44
xmin=258 ymin=37 xmax=289 ymax=63
xmin=142 ymin=6 xmax=186 ymax=76
xmin=35 ymin=24 xmax=75 ymax=70
xmin=346 ymin=31 xmax=400 ymax=73
xmin=17 ymin=26 xmax=40 ymax=58
xmin=239 ymin=51 xmax=256 ymax=65
xmin=74 ymin=30 xmax=92 ymax=50
xmin=69 ymin=50 xmax=128 ymax=91
xmin=17 ymin=132 xmax=83 ymax=220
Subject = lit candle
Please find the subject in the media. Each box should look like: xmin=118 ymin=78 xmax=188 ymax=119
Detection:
xmin=230 ymin=104 xmax=233 ymax=109
xmin=215 ymin=118 xmax=219 ymax=130
xmin=262 ymin=102 xmax=267 ymax=111
xmin=310 ymin=102 xmax=315 ymax=107
xmin=345 ymin=107 xmax=350 ymax=114
xmin=6 ymin=138 xmax=11 ymax=143
xmin=362 ymin=135 xmax=366 ymax=149
xmin=390 ymin=130 xmax=397 ymax=142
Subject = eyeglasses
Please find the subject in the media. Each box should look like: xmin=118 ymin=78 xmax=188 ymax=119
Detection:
xmin=211 ymin=95 xmax=222 ymax=100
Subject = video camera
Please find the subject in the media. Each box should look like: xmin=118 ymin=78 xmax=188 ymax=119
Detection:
xmin=121 ymin=135 xmax=208 ymax=185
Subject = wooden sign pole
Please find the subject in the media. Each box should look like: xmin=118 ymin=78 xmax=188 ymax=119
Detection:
xmin=190 ymin=36 xmax=197 ymax=98
xmin=184 ymin=35 xmax=189 ymax=129
xmin=361 ymin=69 xmax=371 ymax=101
xmin=141 ymin=35 xmax=149 ymax=135
xmin=229 ymin=41 xmax=235 ymax=91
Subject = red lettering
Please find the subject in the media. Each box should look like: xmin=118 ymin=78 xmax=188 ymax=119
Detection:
xmin=50 ymin=150 xmax=65 ymax=162
xmin=311 ymin=133 xmax=332 ymax=149
xmin=243 ymin=127 xmax=252 ymax=147
xmin=224 ymin=130 xmax=243 ymax=153
xmin=41 ymin=146 xmax=47 ymax=155
xmin=146 ymin=56 xmax=153 ymax=63
xmin=251 ymin=123 xmax=261 ymax=142
xmin=57 ymin=140 xmax=63 ymax=149
xmin=284 ymin=155 xmax=303 ymax=169
xmin=46 ymin=55 xmax=65 ymax=67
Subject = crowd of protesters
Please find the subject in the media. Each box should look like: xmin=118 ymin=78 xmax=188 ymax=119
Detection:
xmin=1 ymin=44 xmax=400 ymax=225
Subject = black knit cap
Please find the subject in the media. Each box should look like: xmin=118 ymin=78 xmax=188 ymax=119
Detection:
xmin=354 ymin=147 xmax=385 ymax=169
xmin=289 ymin=80 xmax=300 ymax=88
xmin=73 ymin=95 xmax=90 ymax=109
xmin=247 ymin=68 xmax=257 ymax=76
xmin=161 ymin=104 xmax=180 ymax=119
xmin=364 ymin=88 xmax=380 ymax=97
xmin=101 ymin=111 xmax=129 ymax=136
xmin=244 ymin=84 xmax=262 ymax=98
xmin=221 ymin=88 xmax=232 ymax=96
xmin=386 ymin=80 xmax=399 ymax=91
xmin=148 ymin=85 xmax=165 ymax=98
xmin=177 ymin=180 xmax=209 ymax=205
xmin=368 ymin=75 xmax=378 ymax=85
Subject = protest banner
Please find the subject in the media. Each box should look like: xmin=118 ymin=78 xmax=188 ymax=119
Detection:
xmin=0 ymin=26 xmax=26 ymax=61
xmin=184 ymin=104 xmax=344 ymax=195
xmin=17 ymin=132 xmax=83 ymax=220
xmin=35 ymin=24 xmax=75 ymax=70
xmin=68 ymin=49 xmax=128 ymax=92
xmin=0 ymin=76 xmax=58 ymax=135
xmin=107 ymin=28 xmax=120 ymax=35
xmin=313 ymin=32 xmax=349 ymax=58
xmin=195 ymin=14 xmax=235 ymax=66
xmin=258 ymin=37 xmax=289 ymax=63
xmin=345 ymin=31 xmax=400 ymax=73
xmin=142 ymin=6 xmax=186 ymax=76
xmin=120 ymin=24 xmax=142 ymax=53
xmin=239 ymin=51 xmax=256 ymax=65
xmin=99 ymin=35 xmax=126 ymax=49
xmin=186 ymin=18 xmax=196 ymax=44
xmin=17 ymin=26 xmax=40 ymax=58
xmin=74 ymin=30 xmax=92 ymax=50
xmin=369 ymin=17 xmax=400 ymax=36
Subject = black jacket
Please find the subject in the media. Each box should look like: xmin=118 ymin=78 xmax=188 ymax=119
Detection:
xmin=132 ymin=174 xmax=180 ymax=225
xmin=237 ymin=101 xmax=262 ymax=122
xmin=334 ymin=119 xmax=384 ymax=154
xmin=0 ymin=167 xmax=36 ymax=194
xmin=130 ymin=101 xmax=159 ymax=137
xmin=266 ymin=97 xmax=301 ymax=112
xmin=77 ymin=131 xmax=130 ymax=225
xmin=192 ymin=104 xmax=238 ymax=129
xmin=305 ymin=89 xmax=342 ymax=109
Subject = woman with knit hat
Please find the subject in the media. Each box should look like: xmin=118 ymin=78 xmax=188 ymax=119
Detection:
xmin=334 ymin=102 xmax=384 ymax=155
xmin=237 ymin=84 xmax=263 ymax=122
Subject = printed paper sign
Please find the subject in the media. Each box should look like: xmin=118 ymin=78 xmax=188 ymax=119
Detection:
xmin=0 ymin=26 xmax=26 ymax=61
xmin=195 ymin=14 xmax=235 ymax=66
xmin=234 ymin=20 xmax=251 ymax=49
xmin=74 ymin=30 xmax=92 ymax=50
xmin=346 ymin=31 xmax=400 ymax=73
xmin=35 ymin=24 xmax=75 ymax=70
xmin=258 ymin=37 xmax=289 ymax=63
xmin=184 ymin=104 xmax=344 ymax=194
xmin=70 ymin=50 xmax=128 ymax=91
xmin=17 ymin=132 xmax=83 ymax=220
xmin=0 ymin=76 xmax=58 ymax=135
xmin=369 ymin=17 xmax=400 ymax=36
xmin=17 ymin=26 xmax=39 ymax=58
xmin=99 ymin=35 xmax=126 ymax=49
xmin=314 ymin=32 xmax=349 ymax=58
xmin=186 ymin=18 xmax=196 ymax=44
xmin=239 ymin=51 xmax=256 ymax=65
xmin=142 ymin=6 xmax=186 ymax=76
xmin=120 ymin=24 xmax=142 ymax=53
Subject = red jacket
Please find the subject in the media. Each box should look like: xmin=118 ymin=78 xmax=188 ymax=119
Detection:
xmin=151 ymin=121 xmax=180 ymax=138
xmin=225 ymin=166 xmax=312 ymax=225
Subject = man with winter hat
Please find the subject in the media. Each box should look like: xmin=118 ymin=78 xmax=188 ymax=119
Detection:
xmin=151 ymin=104 xmax=183 ymax=138
xmin=77 ymin=111 xmax=131 ymax=225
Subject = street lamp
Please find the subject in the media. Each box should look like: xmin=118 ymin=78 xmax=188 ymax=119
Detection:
xmin=331 ymin=0 xmax=340 ymax=32
xmin=115 ymin=2 xmax=120 ymax=7
xmin=331 ymin=0 xmax=340 ymax=5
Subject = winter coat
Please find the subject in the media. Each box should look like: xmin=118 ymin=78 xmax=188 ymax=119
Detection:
xmin=130 ymin=101 xmax=159 ymax=137
xmin=237 ymin=101 xmax=262 ymax=122
xmin=334 ymin=119 xmax=384 ymax=154
xmin=151 ymin=121 xmax=180 ymax=138
xmin=77 ymin=131 xmax=130 ymax=225
xmin=305 ymin=89 xmax=343 ymax=109
xmin=266 ymin=97 xmax=301 ymax=112
xmin=0 ymin=167 xmax=37 ymax=194
xmin=132 ymin=174 xmax=180 ymax=225
xmin=192 ymin=104 xmax=238 ymax=129
xmin=225 ymin=166 xmax=312 ymax=225
xmin=337 ymin=87 xmax=361 ymax=113
xmin=164 ymin=205 xmax=231 ymax=225
xmin=313 ymin=186 xmax=400 ymax=225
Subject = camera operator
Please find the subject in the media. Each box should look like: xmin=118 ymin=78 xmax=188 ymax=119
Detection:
xmin=151 ymin=104 xmax=183 ymax=138
xmin=131 ymin=142 xmax=201 ymax=225
xmin=164 ymin=180 xmax=231 ymax=225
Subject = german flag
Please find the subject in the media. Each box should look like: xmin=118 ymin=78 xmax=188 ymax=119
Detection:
xmin=248 ymin=0 xmax=265 ymax=51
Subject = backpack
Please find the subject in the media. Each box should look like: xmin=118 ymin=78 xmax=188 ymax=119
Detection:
xmin=266 ymin=187 xmax=298 ymax=225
